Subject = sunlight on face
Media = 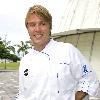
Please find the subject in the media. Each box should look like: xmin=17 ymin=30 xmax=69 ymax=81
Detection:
xmin=27 ymin=14 xmax=51 ymax=50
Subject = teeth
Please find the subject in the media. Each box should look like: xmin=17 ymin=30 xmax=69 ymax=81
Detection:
xmin=35 ymin=34 xmax=42 ymax=38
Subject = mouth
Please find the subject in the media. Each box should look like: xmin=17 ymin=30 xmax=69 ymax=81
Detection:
xmin=34 ymin=34 xmax=43 ymax=39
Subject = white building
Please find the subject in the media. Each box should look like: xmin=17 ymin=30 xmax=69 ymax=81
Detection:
xmin=51 ymin=29 xmax=100 ymax=81
xmin=51 ymin=0 xmax=100 ymax=81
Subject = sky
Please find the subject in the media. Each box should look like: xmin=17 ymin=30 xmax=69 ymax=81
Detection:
xmin=0 ymin=0 xmax=67 ymax=44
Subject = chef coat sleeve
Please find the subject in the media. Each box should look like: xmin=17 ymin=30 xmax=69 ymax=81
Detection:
xmin=68 ymin=43 xmax=100 ymax=97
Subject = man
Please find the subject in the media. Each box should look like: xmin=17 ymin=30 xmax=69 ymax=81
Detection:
xmin=16 ymin=5 xmax=100 ymax=100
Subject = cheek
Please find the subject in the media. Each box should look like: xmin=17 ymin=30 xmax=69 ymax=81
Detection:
xmin=27 ymin=28 xmax=34 ymax=36
xmin=28 ymin=28 xmax=33 ymax=33
xmin=44 ymin=28 xmax=51 ymax=34
xmin=27 ymin=31 xmax=33 ymax=39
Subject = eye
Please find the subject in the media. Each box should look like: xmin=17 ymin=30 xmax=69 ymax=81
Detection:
xmin=27 ymin=22 xmax=36 ymax=27
xmin=40 ymin=22 xmax=46 ymax=26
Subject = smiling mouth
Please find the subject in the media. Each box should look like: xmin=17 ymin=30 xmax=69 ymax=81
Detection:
xmin=34 ymin=34 xmax=43 ymax=39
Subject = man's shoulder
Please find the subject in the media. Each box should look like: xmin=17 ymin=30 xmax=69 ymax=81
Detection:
xmin=53 ymin=40 xmax=74 ymax=49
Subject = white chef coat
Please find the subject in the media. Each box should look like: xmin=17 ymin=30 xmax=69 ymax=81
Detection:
xmin=16 ymin=39 xmax=100 ymax=100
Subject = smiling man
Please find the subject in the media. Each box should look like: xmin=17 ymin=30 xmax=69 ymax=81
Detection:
xmin=16 ymin=5 xmax=100 ymax=100
xmin=25 ymin=5 xmax=51 ymax=52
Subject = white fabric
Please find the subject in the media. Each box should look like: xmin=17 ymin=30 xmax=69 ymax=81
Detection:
xmin=16 ymin=39 xmax=100 ymax=100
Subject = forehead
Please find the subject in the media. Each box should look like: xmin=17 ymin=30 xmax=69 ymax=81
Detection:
xmin=27 ymin=14 xmax=46 ymax=22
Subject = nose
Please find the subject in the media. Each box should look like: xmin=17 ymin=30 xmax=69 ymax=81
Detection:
xmin=34 ymin=24 xmax=40 ymax=32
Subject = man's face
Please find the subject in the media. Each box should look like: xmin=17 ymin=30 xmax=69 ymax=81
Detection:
xmin=27 ymin=14 xmax=51 ymax=47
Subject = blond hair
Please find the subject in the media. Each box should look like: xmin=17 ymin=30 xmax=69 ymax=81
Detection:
xmin=25 ymin=5 xmax=52 ymax=29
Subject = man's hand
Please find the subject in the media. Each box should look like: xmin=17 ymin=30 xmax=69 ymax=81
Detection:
xmin=75 ymin=91 xmax=88 ymax=100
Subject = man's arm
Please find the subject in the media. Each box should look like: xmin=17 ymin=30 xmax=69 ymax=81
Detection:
xmin=75 ymin=90 xmax=88 ymax=100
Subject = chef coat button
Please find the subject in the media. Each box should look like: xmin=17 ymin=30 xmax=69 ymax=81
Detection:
xmin=58 ymin=91 xmax=59 ymax=93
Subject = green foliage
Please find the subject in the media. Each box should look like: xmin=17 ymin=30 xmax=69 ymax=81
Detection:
xmin=0 ymin=37 xmax=20 ymax=62
xmin=15 ymin=41 xmax=32 ymax=57
xmin=6 ymin=54 xmax=20 ymax=62
xmin=0 ymin=38 xmax=9 ymax=59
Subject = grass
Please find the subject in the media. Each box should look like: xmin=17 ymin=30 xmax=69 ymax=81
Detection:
xmin=0 ymin=62 xmax=20 ymax=70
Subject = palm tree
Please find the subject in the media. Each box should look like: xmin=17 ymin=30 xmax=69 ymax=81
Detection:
xmin=7 ymin=46 xmax=15 ymax=54
xmin=15 ymin=41 xmax=32 ymax=57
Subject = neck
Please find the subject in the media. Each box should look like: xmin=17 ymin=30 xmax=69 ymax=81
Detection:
xmin=34 ymin=40 xmax=50 ymax=52
xmin=34 ymin=45 xmax=46 ymax=52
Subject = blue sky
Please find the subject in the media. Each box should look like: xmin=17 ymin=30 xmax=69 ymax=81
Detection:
xmin=0 ymin=0 xmax=67 ymax=44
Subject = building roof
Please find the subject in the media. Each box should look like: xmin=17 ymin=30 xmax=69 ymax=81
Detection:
xmin=52 ymin=0 xmax=100 ymax=34
xmin=51 ymin=28 xmax=100 ymax=39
